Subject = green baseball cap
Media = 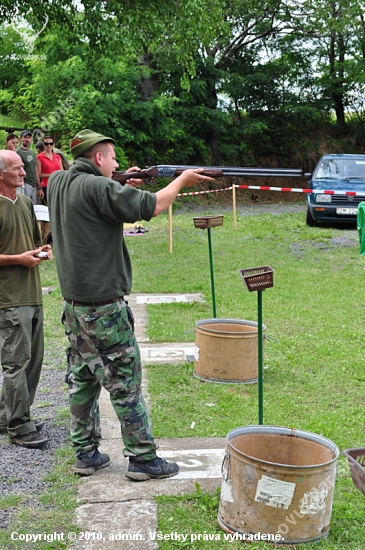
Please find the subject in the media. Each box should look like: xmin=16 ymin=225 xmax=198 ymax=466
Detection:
xmin=69 ymin=129 xmax=115 ymax=159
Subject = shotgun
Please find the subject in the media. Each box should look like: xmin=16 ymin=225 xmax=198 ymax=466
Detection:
xmin=112 ymin=165 xmax=303 ymax=185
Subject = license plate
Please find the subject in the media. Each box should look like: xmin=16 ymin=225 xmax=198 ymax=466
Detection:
xmin=336 ymin=208 xmax=358 ymax=215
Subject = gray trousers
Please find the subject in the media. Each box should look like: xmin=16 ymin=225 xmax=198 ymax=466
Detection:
xmin=0 ymin=306 xmax=44 ymax=437
xmin=24 ymin=184 xmax=37 ymax=205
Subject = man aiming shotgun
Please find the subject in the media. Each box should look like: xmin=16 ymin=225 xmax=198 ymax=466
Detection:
xmin=48 ymin=129 xmax=214 ymax=479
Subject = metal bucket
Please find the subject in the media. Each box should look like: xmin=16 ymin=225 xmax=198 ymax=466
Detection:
xmin=218 ymin=426 xmax=339 ymax=544
xmin=193 ymin=319 xmax=265 ymax=384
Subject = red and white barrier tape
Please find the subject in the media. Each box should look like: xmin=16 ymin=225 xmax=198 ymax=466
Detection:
xmin=177 ymin=186 xmax=232 ymax=197
xmin=235 ymin=184 xmax=363 ymax=196
xmin=177 ymin=184 xmax=365 ymax=197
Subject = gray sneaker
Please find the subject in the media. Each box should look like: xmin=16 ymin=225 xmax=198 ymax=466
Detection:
xmin=10 ymin=431 xmax=49 ymax=449
xmin=126 ymin=456 xmax=179 ymax=481
xmin=74 ymin=449 xmax=111 ymax=476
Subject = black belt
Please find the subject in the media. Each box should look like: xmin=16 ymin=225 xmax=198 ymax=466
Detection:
xmin=64 ymin=297 xmax=124 ymax=307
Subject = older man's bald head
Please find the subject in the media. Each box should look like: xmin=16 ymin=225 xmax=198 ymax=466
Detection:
xmin=0 ymin=149 xmax=23 ymax=172
xmin=0 ymin=150 xmax=26 ymax=198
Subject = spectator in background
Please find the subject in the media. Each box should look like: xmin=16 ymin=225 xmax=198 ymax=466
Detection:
xmin=35 ymin=141 xmax=44 ymax=154
xmin=54 ymin=146 xmax=70 ymax=171
xmin=36 ymin=136 xmax=63 ymax=204
xmin=6 ymin=135 xmax=24 ymax=195
xmin=37 ymin=140 xmax=69 ymax=171
xmin=5 ymin=133 xmax=19 ymax=151
xmin=17 ymin=130 xmax=43 ymax=204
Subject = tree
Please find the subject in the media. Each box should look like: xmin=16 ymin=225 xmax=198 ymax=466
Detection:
xmin=3 ymin=0 xmax=365 ymax=165
xmin=0 ymin=25 xmax=33 ymax=115
xmin=297 ymin=0 xmax=365 ymax=136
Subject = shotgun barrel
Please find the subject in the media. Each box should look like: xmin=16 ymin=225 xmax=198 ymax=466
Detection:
xmin=162 ymin=165 xmax=303 ymax=177
xmin=112 ymin=165 xmax=303 ymax=184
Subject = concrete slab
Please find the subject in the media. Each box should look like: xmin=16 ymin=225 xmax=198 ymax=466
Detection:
xmin=125 ymin=294 xmax=149 ymax=343
xmin=77 ymin=437 xmax=225 ymax=504
xmin=128 ymin=293 xmax=205 ymax=305
xmin=73 ymin=500 xmax=158 ymax=549
xmin=137 ymin=295 xmax=188 ymax=304
xmin=81 ymin=385 xmax=226 ymax=503
xmin=140 ymin=343 xmax=195 ymax=364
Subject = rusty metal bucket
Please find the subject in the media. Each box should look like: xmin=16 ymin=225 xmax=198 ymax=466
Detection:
xmin=218 ymin=426 xmax=339 ymax=544
xmin=193 ymin=319 xmax=265 ymax=384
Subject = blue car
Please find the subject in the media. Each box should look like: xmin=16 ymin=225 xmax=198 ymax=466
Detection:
xmin=306 ymin=154 xmax=365 ymax=226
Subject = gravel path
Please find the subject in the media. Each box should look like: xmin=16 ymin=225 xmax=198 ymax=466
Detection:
xmin=0 ymin=345 xmax=69 ymax=529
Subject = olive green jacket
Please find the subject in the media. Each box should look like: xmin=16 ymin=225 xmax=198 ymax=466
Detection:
xmin=48 ymin=158 xmax=156 ymax=301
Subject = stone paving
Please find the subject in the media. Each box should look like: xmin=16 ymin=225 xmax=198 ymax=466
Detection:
xmin=72 ymin=293 xmax=225 ymax=550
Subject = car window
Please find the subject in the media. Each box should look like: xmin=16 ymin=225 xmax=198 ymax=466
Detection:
xmin=315 ymin=158 xmax=365 ymax=180
xmin=315 ymin=159 xmax=343 ymax=178
xmin=347 ymin=161 xmax=365 ymax=178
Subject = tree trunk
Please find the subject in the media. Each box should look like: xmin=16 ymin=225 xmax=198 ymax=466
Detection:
xmin=207 ymin=128 xmax=220 ymax=165
xmin=137 ymin=52 xmax=159 ymax=101
xmin=329 ymin=25 xmax=347 ymax=137
xmin=333 ymin=92 xmax=347 ymax=135
xmin=205 ymin=75 xmax=220 ymax=165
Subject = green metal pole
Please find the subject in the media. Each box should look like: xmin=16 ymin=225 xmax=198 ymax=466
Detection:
xmin=258 ymin=290 xmax=263 ymax=424
xmin=207 ymin=227 xmax=217 ymax=318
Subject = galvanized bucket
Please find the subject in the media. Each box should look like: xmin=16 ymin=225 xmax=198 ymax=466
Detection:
xmin=218 ymin=425 xmax=339 ymax=544
xmin=193 ymin=319 xmax=266 ymax=384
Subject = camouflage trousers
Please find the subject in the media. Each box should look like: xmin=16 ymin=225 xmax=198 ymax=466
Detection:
xmin=62 ymin=299 xmax=157 ymax=458
xmin=65 ymin=347 xmax=102 ymax=444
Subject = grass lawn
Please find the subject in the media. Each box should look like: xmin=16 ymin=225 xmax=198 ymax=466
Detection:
xmin=129 ymin=205 xmax=365 ymax=549
xmin=1 ymin=202 xmax=364 ymax=548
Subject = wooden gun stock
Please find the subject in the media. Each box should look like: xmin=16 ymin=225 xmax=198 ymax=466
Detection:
xmin=112 ymin=167 xmax=158 ymax=185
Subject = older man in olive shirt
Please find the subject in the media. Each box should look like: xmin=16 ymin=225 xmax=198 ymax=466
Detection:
xmin=0 ymin=150 xmax=52 ymax=448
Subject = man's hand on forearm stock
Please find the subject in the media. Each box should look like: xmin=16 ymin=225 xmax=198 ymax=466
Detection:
xmin=174 ymin=168 xmax=215 ymax=188
xmin=124 ymin=166 xmax=142 ymax=187
xmin=153 ymin=168 xmax=214 ymax=216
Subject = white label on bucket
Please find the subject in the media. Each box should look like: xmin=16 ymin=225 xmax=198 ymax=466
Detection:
xmin=194 ymin=345 xmax=200 ymax=361
xmin=255 ymin=475 xmax=296 ymax=510
xmin=299 ymin=489 xmax=328 ymax=515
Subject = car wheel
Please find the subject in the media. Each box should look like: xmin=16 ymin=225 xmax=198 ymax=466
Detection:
xmin=306 ymin=208 xmax=317 ymax=226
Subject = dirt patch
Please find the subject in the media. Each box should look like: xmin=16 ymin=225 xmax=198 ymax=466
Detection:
xmin=329 ymin=234 xmax=359 ymax=247
xmin=290 ymin=233 xmax=358 ymax=259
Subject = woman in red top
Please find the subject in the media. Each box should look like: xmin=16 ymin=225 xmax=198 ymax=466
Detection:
xmin=36 ymin=136 xmax=63 ymax=203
